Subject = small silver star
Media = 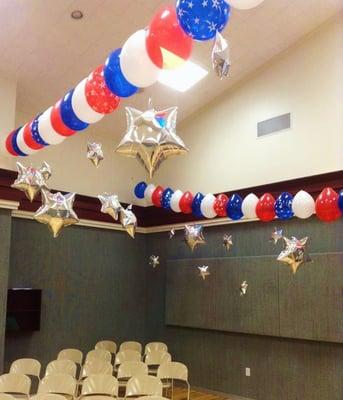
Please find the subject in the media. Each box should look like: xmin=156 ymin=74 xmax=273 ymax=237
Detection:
xmin=240 ymin=281 xmax=248 ymax=296
xmin=120 ymin=204 xmax=137 ymax=239
xmin=212 ymin=32 xmax=231 ymax=79
xmin=270 ymin=228 xmax=283 ymax=244
xmin=223 ymin=234 xmax=233 ymax=251
xmin=169 ymin=228 xmax=175 ymax=240
xmin=87 ymin=142 xmax=104 ymax=167
xmin=149 ymin=255 xmax=160 ymax=268
xmin=198 ymin=266 xmax=210 ymax=280
xmin=98 ymin=193 xmax=122 ymax=221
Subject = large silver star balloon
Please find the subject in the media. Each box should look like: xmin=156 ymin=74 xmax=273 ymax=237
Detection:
xmin=223 ymin=234 xmax=233 ymax=251
xmin=87 ymin=142 xmax=104 ymax=167
xmin=184 ymin=224 xmax=206 ymax=252
xmin=120 ymin=204 xmax=137 ymax=239
xmin=270 ymin=228 xmax=283 ymax=244
xmin=277 ymin=236 xmax=310 ymax=274
xmin=115 ymin=100 xmax=189 ymax=178
xmin=98 ymin=193 xmax=122 ymax=221
xmin=212 ymin=32 xmax=230 ymax=79
xmin=11 ymin=161 xmax=51 ymax=202
xmin=149 ymin=255 xmax=160 ymax=268
xmin=34 ymin=190 xmax=79 ymax=238
xmin=198 ymin=265 xmax=210 ymax=280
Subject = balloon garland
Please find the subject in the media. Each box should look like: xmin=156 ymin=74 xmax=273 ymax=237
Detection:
xmin=134 ymin=182 xmax=343 ymax=223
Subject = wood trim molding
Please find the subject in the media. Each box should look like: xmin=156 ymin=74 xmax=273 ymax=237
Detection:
xmin=0 ymin=200 xmax=19 ymax=210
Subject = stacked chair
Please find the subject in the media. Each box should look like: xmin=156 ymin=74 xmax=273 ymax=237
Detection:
xmin=0 ymin=340 xmax=190 ymax=400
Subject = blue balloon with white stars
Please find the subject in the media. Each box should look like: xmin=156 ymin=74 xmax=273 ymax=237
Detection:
xmin=31 ymin=114 xmax=49 ymax=147
xmin=275 ymin=192 xmax=294 ymax=220
xmin=176 ymin=0 xmax=230 ymax=41
xmin=192 ymin=192 xmax=204 ymax=217
xmin=338 ymin=189 xmax=343 ymax=213
xmin=227 ymin=193 xmax=243 ymax=220
xmin=134 ymin=182 xmax=147 ymax=199
xmin=60 ymin=90 xmax=89 ymax=131
xmin=161 ymin=188 xmax=174 ymax=210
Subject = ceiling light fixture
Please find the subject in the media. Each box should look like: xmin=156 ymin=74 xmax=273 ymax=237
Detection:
xmin=158 ymin=60 xmax=208 ymax=92
xmin=71 ymin=10 xmax=83 ymax=20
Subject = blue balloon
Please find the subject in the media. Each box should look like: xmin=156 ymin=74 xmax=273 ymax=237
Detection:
xmin=176 ymin=0 xmax=230 ymax=41
xmin=227 ymin=194 xmax=243 ymax=220
xmin=12 ymin=128 xmax=27 ymax=157
xmin=104 ymin=49 xmax=138 ymax=98
xmin=192 ymin=192 xmax=204 ymax=218
xmin=275 ymin=192 xmax=294 ymax=220
xmin=161 ymin=188 xmax=174 ymax=210
xmin=60 ymin=90 xmax=89 ymax=131
xmin=31 ymin=114 xmax=49 ymax=147
xmin=338 ymin=190 xmax=343 ymax=213
xmin=134 ymin=182 xmax=147 ymax=199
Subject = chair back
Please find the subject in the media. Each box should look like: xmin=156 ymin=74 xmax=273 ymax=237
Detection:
xmin=145 ymin=352 xmax=171 ymax=367
xmin=38 ymin=374 xmax=76 ymax=397
xmin=9 ymin=358 xmax=41 ymax=378
xmin=31 ymin=394 xmax=67 ymax=400
xmin=144 ymin=343 xmax=168 ymax=355
xmin=81 ymin=375 xmax=118 ymax=397
xmin=95 ymin=341 xmax=117 ymax=355
xmin=157 ymin=362 xmax=188 ymax=381
xmin=115 ymin=350 xmax=141 ymax=366
xmin=81 ymin=359 xmax=113 ymax=379
xmin=86 ymin=349 xmax=112 ymax=363
xmin=0 ymin=373 xmax=31 ymax=396
xmin=117 ymin=362 xmax=148 ymax=379
xmin=125 ymin=375 xmax=162 ymax=397
xmin=57 ymin=349 xmax=83 ymax=365
xmin=45 ymin=360 xmax=77 ymax=378
xmin=119 ymin=342 xmax=142 ymax=354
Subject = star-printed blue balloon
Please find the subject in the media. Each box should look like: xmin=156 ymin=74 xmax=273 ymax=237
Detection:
xmin=31 ymin=114 xmax=49 ymax=147
xmin=60 ymin=90 xmax=89 ymax=131
xmin=275 ymin=192 xmax=294 ymax=220
xmin=176 ymin=0 xmax=230 ymax=41
xmin=338 ymin=190 xmax=343 ymax=213
xmin=161 ymin=188 xmax=174 ymax=210
xmin=134 ymin=182 xmax=147 ymax=199
xmin=192 ymin=192 xmax=205 ymax=217
xmin=227 ymin=193 xmax=243 ymax=220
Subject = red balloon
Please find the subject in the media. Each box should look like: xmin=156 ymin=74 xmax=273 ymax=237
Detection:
xmin=22 ymin=120 xmax=45 ymax=150
xmin=146 ymin=5 xmax=193 ymax=69
xmin=85 ymin=65 xmax=120 ymax=114
xmin=256 ymin=193 xmax=276 ymax=222
xmin=151 ymin=186 xmax=164 ymax=207
xmin=5 ymin=130 xmax=18 ymax=155
xmin=214 ymin=194 xmax=229 ymax=217
xmin=315 ymin=187 xmax=341 ymax=222
xmin=179 ymin=191 xmax=194 ymax=214
xmin=50 ymin=100 xmax=75 ymax=137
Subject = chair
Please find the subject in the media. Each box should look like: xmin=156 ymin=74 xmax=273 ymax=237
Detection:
xmin=125 ymin=375 xmax=162 ymax=398
xmin=115 ymin=351 xmax=141 ymax=368
xmin=95 ymin=341 xmax=117 ymax=356
xmin=80 ymin=359 xmax=113 ymax=380
xmin=85 ymin=349 xmax=112 ymax=364
xmin=38 ymin=374 xmax=77 ymax=399
xmin=45 ymin=360 xmax=77 ymax=378
xmin=31 ymin=394 xmax=66 ymax=400
xmin=119 ymin=342 xmax=142 ymax=354
xmin=57 ymin=349 xmax=83 ymax=366
xmin=9 ymin=358 xmax=41 ymax=381
xmin=80 ymin=375 xmax=118 ymax=399
xmin=117 ymin=362 xmax=148 ymax=388
xmin=144 ymin=344 xmax=168 ymax=355
xmin=157 ymin=362 xmax=190 ymax=400
xmin=144 ymin=353 xmax=171 ymax=375
xmin=0 ymin=373 xmax=31 ymax=398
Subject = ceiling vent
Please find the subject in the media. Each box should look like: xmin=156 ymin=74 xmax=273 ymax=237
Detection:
xmin=257 ymin=113 xmax=291 ymax=137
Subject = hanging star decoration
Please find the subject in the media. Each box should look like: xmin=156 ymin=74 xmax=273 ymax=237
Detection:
xmin=98 ymin=193 xmax=122 ymax=221
xmin=184 ymin=224 xmax=206 ymax=252
xmin=87 ymin=142 xmax=104 ymax=167
xmin=115 ymin=99 xmax=189 ymax=178
xmin=120 ymin=204 xmax=137 ymax=239
xmin=198 ymin=265 xmax=210 ymax=280
xmin=169 ymin=228 xmax=175 ymax=240
xmin=223 ymin=234 xmax=233 ymax=251
xmin=11 ymin=161 xmax=51 ymax=202
xmin=240 ymin=280 xmax=248 ymax=296
xmin=277 ymin=236 xmax=311 ymax=274
xmin=149 ymin=255 xmax=160 ymax=268
xmin=34 ymin=190 xmax=79 ymax=238
xmin=212 ymin=31 xmax=230 ymax=79
xmin=270 ymin=228 xmax=283 ymax=244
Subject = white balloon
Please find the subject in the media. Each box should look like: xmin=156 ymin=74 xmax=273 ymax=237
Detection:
xmin=242 ymin=193 xmax=259 ymax=219
xmin=200 ymin=193 xmax=217 ymax=219
xmin=170 ymin=190 xmax=183 ymax=213
xmin=16 ymin=124 xmax=37 ymax=155
xmin=144 ymin=184 xmax=156 ymax=205
xmin=120 ymin=29 xmax=160 ymax=88
xmin=292 ymin=190 xmax=315 ymax=219
xmin=38 ymin=107 xmax=66 ymax=145
xmin=228 ymin=0 xmax=264 ymax=10
xmin=71 ymin=78 xmax=104 ymax=124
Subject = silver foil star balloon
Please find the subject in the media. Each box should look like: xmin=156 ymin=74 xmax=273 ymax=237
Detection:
xmin=149 ymin=255 xmax=160 ymax=268
xmin=223 ymin=234 xmax=233 ymax=251
xmin=212 ymin=31 xmax=230 ymax=79
xmin=11 ymin=161 xmax=51 ymax=202
xmin=115 ymin=100 xmax=189 ymax=178
xmin=120 ymin=204 xmax=137 ymax=239
xmin=184 ymin=224 xmax=206 ymax=252
xmin=198 ymin=265 xmax=210 ymax=280
xmin=270 ymin=228 xmax=283 ymax=244
xmin=169 ymin=228 xmax=175 ymax=240
xmin=240 ymin=281 xmax=248 ymax=296
xmin=34 ymin=190 xmax=79 ymax=238
xmin=98 ymin=193 xmax=122 ymax=221
xmin=277 ymin=236 xmax=310 ymax=274
xmin=87 ymin=142 xmax=104 ymax=167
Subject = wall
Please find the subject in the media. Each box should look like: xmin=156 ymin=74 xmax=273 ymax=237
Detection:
xmin=4 ymin=218 xmax=147 ymax=370
xmin=155 ymin=16 xmax=343 ymax=194
xmin=145 ymin=217 xmax=343 ymax=400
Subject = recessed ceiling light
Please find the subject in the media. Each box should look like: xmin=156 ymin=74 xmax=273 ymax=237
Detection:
xmin=158 ymin=61 xmax=208 ymax=92
xmin=71 ymin=10 xmax=83 ymax=20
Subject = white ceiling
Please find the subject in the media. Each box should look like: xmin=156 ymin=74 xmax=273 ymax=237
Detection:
xmin=0 ymin=0 xmax=342 ymax=138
